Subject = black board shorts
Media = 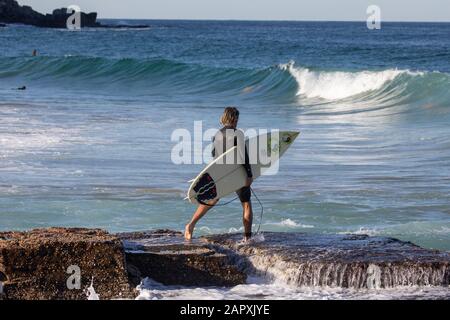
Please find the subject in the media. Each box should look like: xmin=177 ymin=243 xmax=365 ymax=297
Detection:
xmin=236 ymin=186 xmax=251 ymax=203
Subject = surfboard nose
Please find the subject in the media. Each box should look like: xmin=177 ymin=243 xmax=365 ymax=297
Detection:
xmin=281 ymin=131 xmax=300 ymax=144
xmin=287 ymin=131 xmax=300 ymax=142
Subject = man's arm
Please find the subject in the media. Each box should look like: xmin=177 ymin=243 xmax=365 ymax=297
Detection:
xmin=243 ymin=144 xmax=253 ymax=178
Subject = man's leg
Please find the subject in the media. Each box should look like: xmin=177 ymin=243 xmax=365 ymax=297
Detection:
xmin=242 ymin=201 xmax=253 ymax=241
xmin=185 ymin=199 xmax=218 ymax=240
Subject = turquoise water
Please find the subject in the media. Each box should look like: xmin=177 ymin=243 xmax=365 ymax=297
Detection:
xmin=0 ymin=21 xmax=449 ymax=251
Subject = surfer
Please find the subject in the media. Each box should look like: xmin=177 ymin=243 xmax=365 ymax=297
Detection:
xmin=185 ymin=107 xmax=254 ymax=241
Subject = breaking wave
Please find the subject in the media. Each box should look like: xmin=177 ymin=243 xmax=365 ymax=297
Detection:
xmin=281 ymin=61 xmax=422 ymax=100
xmin=1 ymin=56 xmax=449 ymax=110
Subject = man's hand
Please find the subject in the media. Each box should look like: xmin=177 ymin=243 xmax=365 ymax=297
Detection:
xmin=244 ymin=177 xmax=253 ymax=187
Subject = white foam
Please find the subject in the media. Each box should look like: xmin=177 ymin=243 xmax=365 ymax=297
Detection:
xmin=279 ymin=218 xmax=314 ymax=228
xmin=136 ymin=277 xmax=450 ymax=300
xmin=0 ymin=106 xmax=110 ymax=160
xmin=280 ymin=61 xmax=420 ymax=100
xmin=339 ymin=223 xmax=450 ymax=238
xmin=265 ymin=218 xmax=314 ymax=229
xmin=235 ymin=233 xmax=266 ymax=246
xmin=86 ymin=278 xmax=100 ymax=300
xmin=0 ymin=132 xmax=62 ymax=150
xmin=338 ymin=227 xmax=380 ymax=236
xmin=0 ymin=109 xmax=79 ymax=158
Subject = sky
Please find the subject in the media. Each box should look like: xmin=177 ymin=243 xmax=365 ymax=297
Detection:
xmin=20 ymin=0 xmax=450 ymax=22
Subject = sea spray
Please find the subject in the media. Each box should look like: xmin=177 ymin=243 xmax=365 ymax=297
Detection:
xmin=86 ymin=278 xmax=100 ymax=300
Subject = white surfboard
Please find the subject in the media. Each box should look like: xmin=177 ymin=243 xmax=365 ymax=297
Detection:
xmin=186 ymin=131 xmax=299 ymax=205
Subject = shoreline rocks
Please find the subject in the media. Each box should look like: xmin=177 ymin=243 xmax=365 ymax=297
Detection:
xmin=0 ymin=0 xmax=149 ymax=29
xmin=119 ymin=230 xmax=246 ymax=287
xmin=205 ymin=233 xmax=450 ymax=289
xmin=1 ymin=228 xmax=449 ymax=300
xmin=0 ymin=228 xmax=134 ymax=300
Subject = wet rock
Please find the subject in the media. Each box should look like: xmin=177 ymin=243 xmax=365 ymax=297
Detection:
xmin=2 ymin=228 xmax=448 ymax=299
xmin=205 ymin=232 xmax=450 ymax=289
xmin=0 ymin=228 xmax=134 ymax=300
xmin=119 ymin=230 xmax=247 ymax=287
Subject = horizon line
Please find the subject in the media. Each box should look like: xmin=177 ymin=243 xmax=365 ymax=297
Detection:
xmin=96 ymin=17 xmax=450 ymax=23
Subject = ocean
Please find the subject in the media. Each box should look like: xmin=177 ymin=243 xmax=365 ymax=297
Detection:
xmin=0 ymin=20 xmax=449 ymax=299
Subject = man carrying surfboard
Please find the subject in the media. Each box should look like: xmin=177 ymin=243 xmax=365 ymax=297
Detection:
xmin=185 ymin=107 xmax=254 ymax=241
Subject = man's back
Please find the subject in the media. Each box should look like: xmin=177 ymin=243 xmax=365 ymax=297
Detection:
xmin=212 ymin=126 xmax=253 ymax=178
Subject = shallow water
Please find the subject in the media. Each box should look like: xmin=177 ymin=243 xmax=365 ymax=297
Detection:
xmin=0 ymin=21 xmax=449 ymax=255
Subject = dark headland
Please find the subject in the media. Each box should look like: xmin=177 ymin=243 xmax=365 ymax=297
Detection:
xmin=0 ymin=0 xmax=149 ymax=28
xmin=0 ymin=228 xmax=449 ymax=300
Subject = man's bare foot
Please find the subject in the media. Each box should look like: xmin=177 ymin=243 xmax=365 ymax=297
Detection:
xmin=184 ymin=224 xmax=194 ymax=240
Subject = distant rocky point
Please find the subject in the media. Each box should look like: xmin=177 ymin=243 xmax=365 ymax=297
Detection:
xmin=0 ymin=0 xmax=149 ymax=29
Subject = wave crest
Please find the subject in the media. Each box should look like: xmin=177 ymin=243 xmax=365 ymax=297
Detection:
xmin=281 ymin=61 xmax=423 ymax=100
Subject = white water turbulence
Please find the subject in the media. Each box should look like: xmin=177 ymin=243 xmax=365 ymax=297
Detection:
xmin=134 ymin=232 xmax=450 ymax=300
xmin=282 ymin=61 xmax=415 ymax=100
xmin=239 ymin=247 xmax=449 ymax=289
xmin=268 ymin=218 xmax=314 ymax=229
xmin=135 ymin=277 xmax=450 ymax=300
